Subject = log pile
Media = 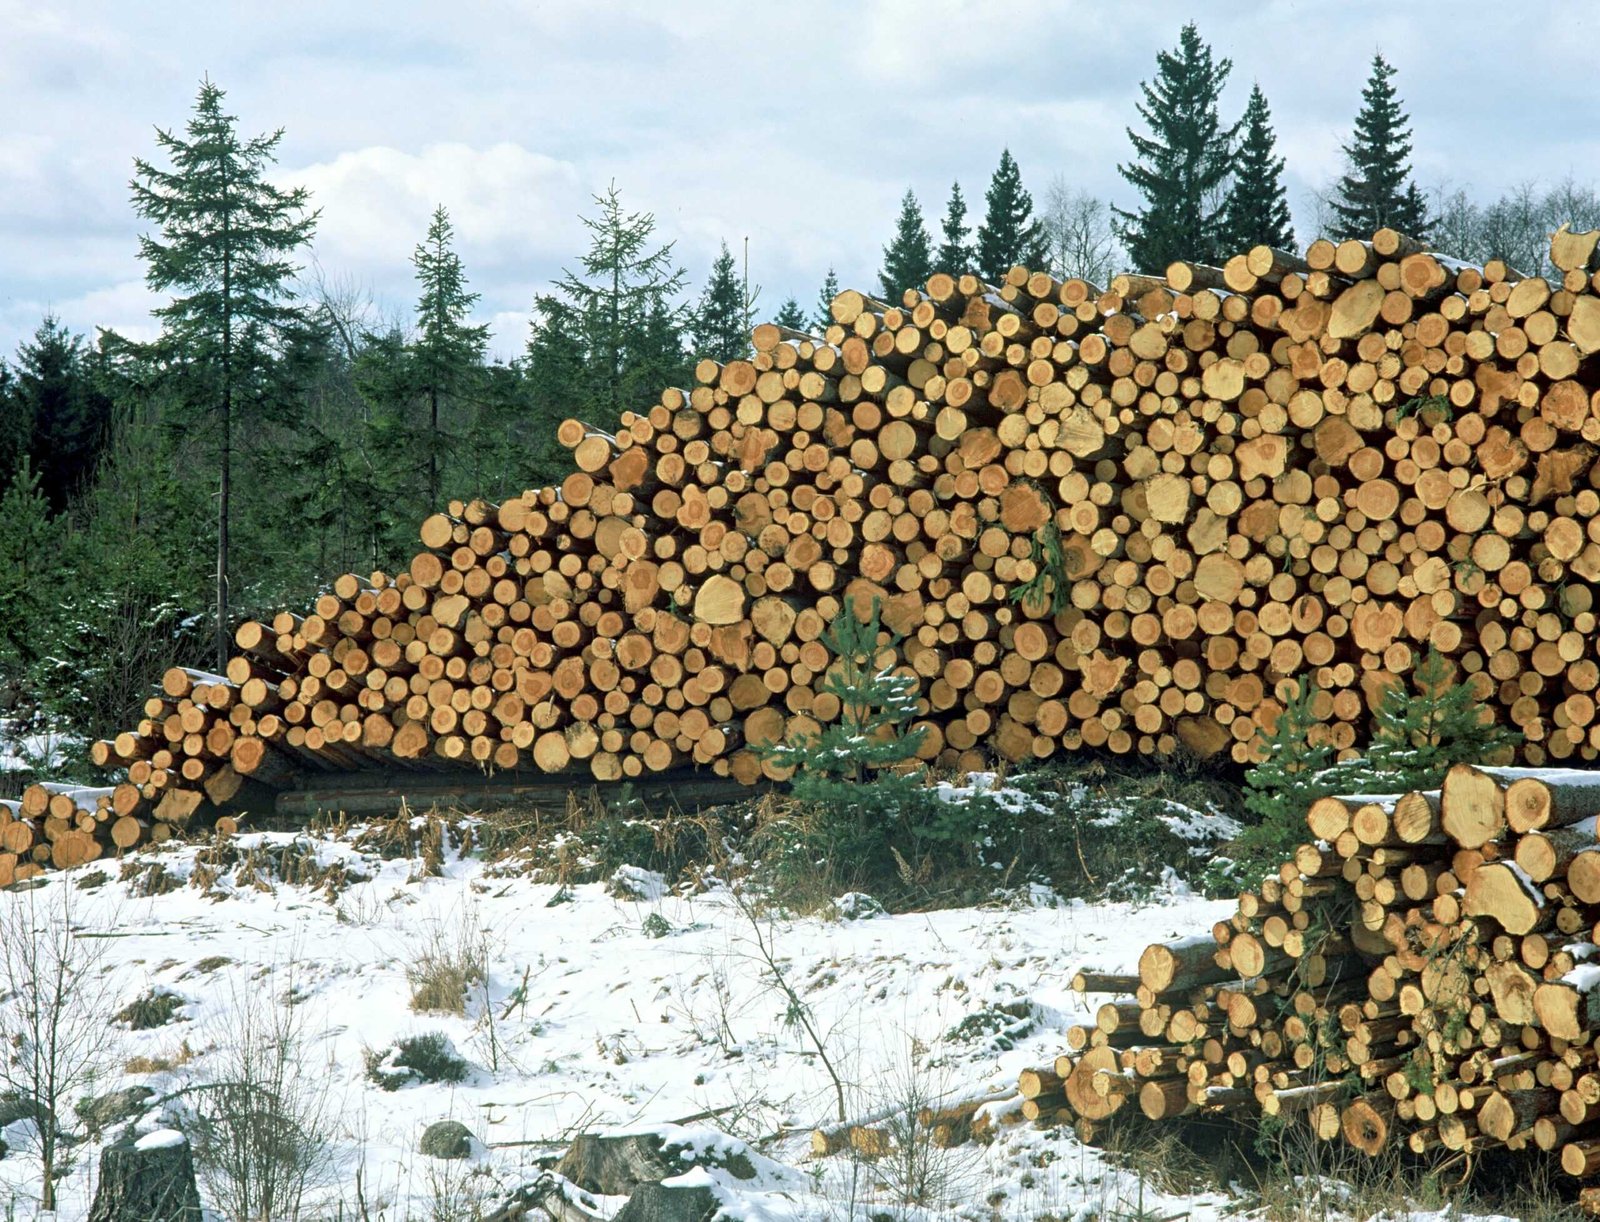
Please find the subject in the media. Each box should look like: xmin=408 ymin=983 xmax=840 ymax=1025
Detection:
xmin=1012 ymin=764 xmax=1600 ymax=1179
xmin=54 ymin=221 xmax=1600 ymax=849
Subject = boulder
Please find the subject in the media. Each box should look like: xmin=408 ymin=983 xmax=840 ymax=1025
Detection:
xmin=88 ymin=1129 xmax=202 ymax=1222
xmin=419 ymin=1119 xmax=475 ymax=1160
xmin=77 ymin=1085 xmax=156 ymax=1136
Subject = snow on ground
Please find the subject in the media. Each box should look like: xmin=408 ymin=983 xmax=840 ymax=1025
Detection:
xmin=0 ymin=816 xmax=1533 ymax=1221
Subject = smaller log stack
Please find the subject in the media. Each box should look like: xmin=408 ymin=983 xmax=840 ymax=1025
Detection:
xmin=1014 ymin=765 xmax=1600 ymax=1179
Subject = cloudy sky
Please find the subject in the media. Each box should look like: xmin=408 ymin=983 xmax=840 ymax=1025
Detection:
xmin=3 ymin=0 xmax=1597 ymax=363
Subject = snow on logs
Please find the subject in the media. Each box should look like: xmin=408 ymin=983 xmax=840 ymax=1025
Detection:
xmin=1006 ymin=766 xmax=1600 ymax=1177
xmin=62 ymin=220 xmax=1600 ymax=843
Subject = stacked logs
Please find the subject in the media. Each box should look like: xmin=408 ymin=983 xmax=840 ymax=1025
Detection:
xmin=1011 ymin=764 xmax=1600 ymax=1178
xmin=68 ymin=221 xmax=1600 ymax=839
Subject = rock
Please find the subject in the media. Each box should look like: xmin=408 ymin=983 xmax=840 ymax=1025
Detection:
xmin=88 ymin=1130 xmax=202 ymax=1222
xmin=612 ymin=1181 xmax=720 ymax=1222
xmin=557 ymin=1132 xmax=755 ymax=1196
xmin=76 ymin=1086 xmax=156 ymax=1136
xmin=0 ymin=1093 xmax=48 ymax=1129
xmin=418 ymin=1119 xmax=475 ymax=1160
xmin=607 ymin=866 xmax=666 ymax=901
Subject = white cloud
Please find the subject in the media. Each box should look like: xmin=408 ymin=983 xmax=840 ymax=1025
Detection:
xmin=289 ymin=142 xmax=586 ymax=269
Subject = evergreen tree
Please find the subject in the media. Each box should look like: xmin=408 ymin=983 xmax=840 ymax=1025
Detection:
xmin=129 ymin=78 xmax=318 ymax=669
xmin=10 ymin=316 xmax=114 ymax=514
xmin=520 ymin=298 xmax=589 ymax=485
xmin=936 ymin=181 xmax=974 ymax=274
xmin=1330 ymin=53 xmax=1430 ymax=240
xmin=879 ymin=189 xmax=934 ymax=300
xmin=1221 ymin=84 xmax=1295 ymax=253
xmin=0 ymin=364 xmax=17 ymax=501
xmin=1115 ymin=23 xmax=1238 ymax=271
xmin=975 ymin=150 xmax=1047 ymax=281
xmin=1359 ymin=649 xmax=1521 ymax=789
xmin=409 ymin=205 xmax=489 ymax=511
xmin=621 ymin=297 xmax=690 ymax=411
xmin=813 ymin=267 xmax=840 ymax=333
xmin=765 ymin=599 xmax=926 ymax=820
xmin=694 ymin=241 xmax=749 ymax=362
xmin=538 ymin=183 xmax=688 ymax=424
xmin=0 ymin=459 xmax=63 ymax=698
xmin=773 ymin=296 xmax=808 ymax=331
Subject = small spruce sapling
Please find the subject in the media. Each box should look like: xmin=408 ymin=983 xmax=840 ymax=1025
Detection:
xmin=764 ymin=599 xmax=926 ymax=821
xmin=1360 ymin=647 xmax=1521 ymax=790
xmin=1243 ymin=679 xmax=1340 ymax=827
xmin=1208 ymin=679 xmax=1345 ymax=892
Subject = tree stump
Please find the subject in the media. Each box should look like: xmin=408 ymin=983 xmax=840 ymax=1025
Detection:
xmin=88 ymin=1130 xmax=202 ymax=1222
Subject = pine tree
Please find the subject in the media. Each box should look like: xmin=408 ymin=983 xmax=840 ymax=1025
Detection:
xmin=936 ymin=181 xmax=974 ymax=274
xmin=1221 ymin=84 xmax=1295 ymax=254
xmin=1330 ymin=53 xmax=1430 ymax=240
xmin=1115 ymin=23 xmax=1238 ymax=271
xmin=410 ymin=205 xmax=489 ymax=510
xmin=772 ymin=296 xmax=808 ymax=331
xmin=694 ymin=241 xmax=749 ymax=363
xmin=879 ymin=189 xmax=934 ymax=300
xmin=541 ymin=183 xmax=687 ymax=424
xmin=975 ymin=150 xmax=1047 ymax=282
xmin=129 ymin=78 xmax=318 ymax=669
xmin=1360 ymin=649 xmax=1521 ymax=789
xmin=813 ymin=267 xmax=840 ymax=333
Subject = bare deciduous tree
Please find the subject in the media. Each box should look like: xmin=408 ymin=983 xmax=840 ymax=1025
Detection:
xmin=1040 ymin=178 xmax=1120 ymax=286
xmin=187 ymin=962 xmax=340 ymax=1221
xmin=0 ymin=883 xmax=119 ymax=1212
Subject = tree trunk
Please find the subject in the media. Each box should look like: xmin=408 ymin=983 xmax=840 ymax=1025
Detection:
xmin=88 ymin=1133 xmax=202 ymax=1222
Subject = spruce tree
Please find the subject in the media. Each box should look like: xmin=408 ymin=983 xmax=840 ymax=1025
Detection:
xmin=694 ymin=241 xmax=749 ymax=363
xmin=129 ymin=78 xmax=318 ymax=669
xmin=764 ymin=599 xmax=926 ymax=821
xmin=410 ymin=205 xmax=489 ymax=510
xmin=773 ymin=296 xmax=808 ymax=331
xmin=975 ymin=150 xmax=1047 ymax=281
xmin=11 ymin=316 xmax=114 ymax=514
xmin=1221 ymin=84 xmax=1295 ymax=254
xmin=1360 ymin=649 xmax=1521 ymax=789
xmin=1330 ymin=53 xmax=1430 ymax=240
xmin=0 ymin=458 xmax=62 ymax=697
xmin=936 ymin=181 xmax=974 ymax=274
xmin=879 ymin=189 xmax=934 ymax=300
xmin=520 ymin=298 xmax=589 ymax=484
xmin=541 ymin=183 xmax=687 ymax=423
xmin=1115 ymin=23 xmax=1238 ymax=271
xmin=813 ymin=267 xmax=840 ymax=333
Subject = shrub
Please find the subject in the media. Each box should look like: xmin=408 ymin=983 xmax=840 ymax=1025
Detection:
xmin=115 ymin=988 xmax=185 ymax=1030
xmin=363 ymin=1032 xmax=471 ymax=1091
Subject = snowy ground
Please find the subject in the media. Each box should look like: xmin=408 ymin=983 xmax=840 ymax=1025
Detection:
xmin=0 ymin=816 xmax=1538 ymax=1221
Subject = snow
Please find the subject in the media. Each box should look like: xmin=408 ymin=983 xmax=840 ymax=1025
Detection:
xmin=0 ymin=720 xmax=75 ymax=775
xmin=133 ymin=1128 xmax=187 ymax=1151
xmin=0 ymin=810 xmax=1533 ymax=1221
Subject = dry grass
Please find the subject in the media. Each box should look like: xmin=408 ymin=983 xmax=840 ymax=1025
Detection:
xmin=406 ymin=909 xmax=489 ymax=1015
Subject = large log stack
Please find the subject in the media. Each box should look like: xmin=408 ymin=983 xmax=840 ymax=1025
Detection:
xmin=17 ymin=221 xmax=1599 ymax=864
xmin=1017 ymin=765 xmax=1600 ymax=1179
